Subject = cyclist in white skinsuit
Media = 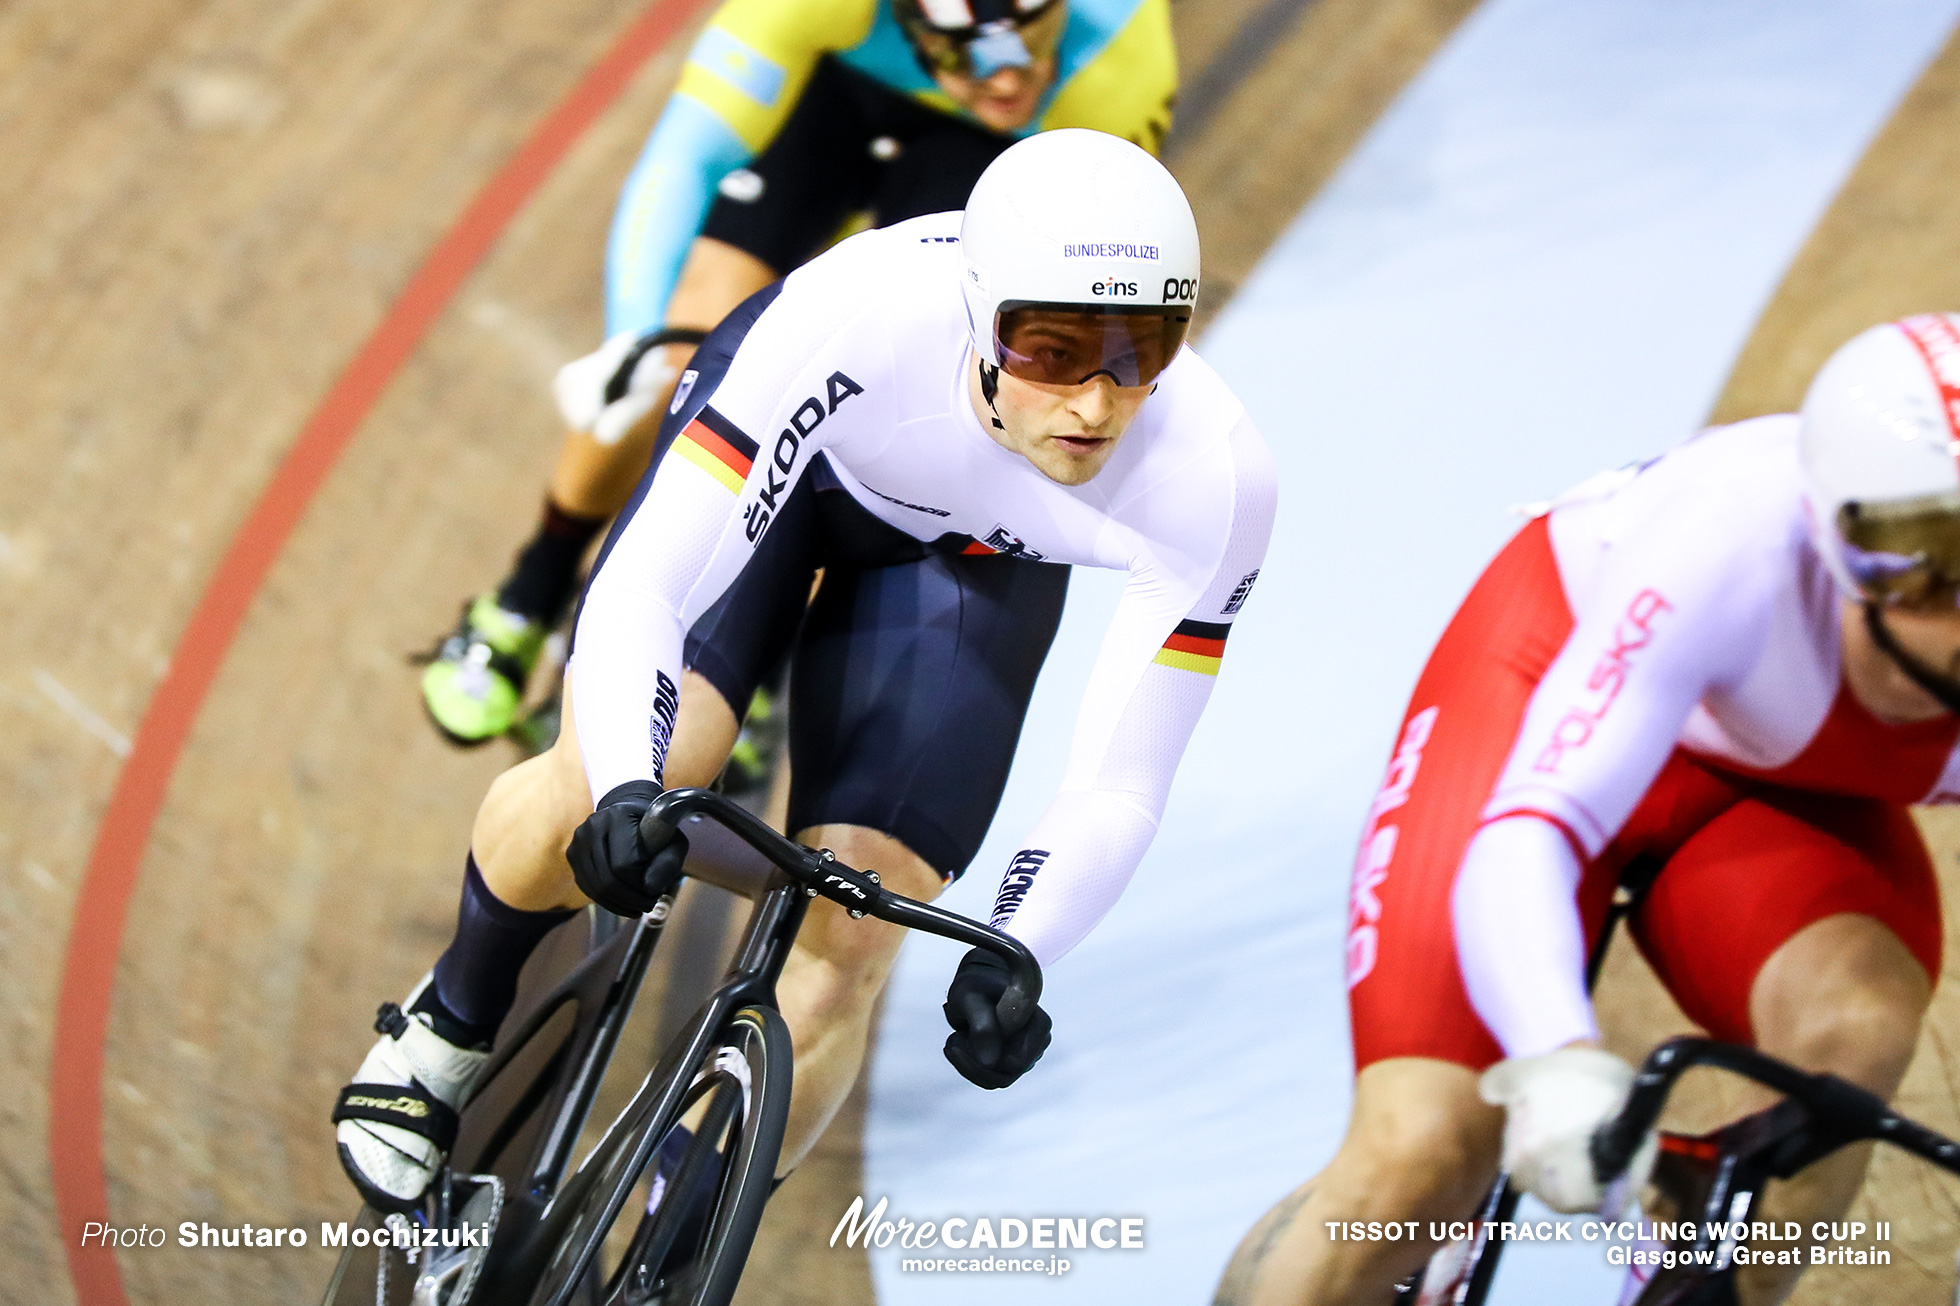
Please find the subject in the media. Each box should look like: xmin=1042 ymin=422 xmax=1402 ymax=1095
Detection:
xmin=1218 ymin=315 xmax=1960 ymax=1306
xmin=575 ymin=207 xmax=1273 ymax=966
xmin=334 ymin=129 xmax=1276 ymax=1213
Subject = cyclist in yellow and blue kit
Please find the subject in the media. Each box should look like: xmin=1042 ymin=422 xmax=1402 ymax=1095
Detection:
xmin=421 ymin=0 xmax=1177 ymax=745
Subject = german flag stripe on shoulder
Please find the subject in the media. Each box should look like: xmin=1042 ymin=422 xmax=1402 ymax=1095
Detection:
xmin=1153 ymin=618 xmax=1230 ymax=675
xmin=674 ymin=406 xmax=758 ymax=494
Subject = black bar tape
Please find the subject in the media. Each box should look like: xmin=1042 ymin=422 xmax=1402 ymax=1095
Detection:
xmin=482 ymin=645 xmax=531 ymax=695
xmin=604 ymin=326 xmax=713 ymax=404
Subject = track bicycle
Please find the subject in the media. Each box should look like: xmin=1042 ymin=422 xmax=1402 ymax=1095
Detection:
xmin=1397 ymin=858 xmax=1960 ymax=1305
xmin=321 ymin=786 xmax=1041 ymax=1306
xmin=1399 ymin=1038 xmax=1960 ymax=1306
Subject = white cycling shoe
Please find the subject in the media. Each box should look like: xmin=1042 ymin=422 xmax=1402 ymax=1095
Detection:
xmin=333 ymin=974 xmax=490 ymax=1212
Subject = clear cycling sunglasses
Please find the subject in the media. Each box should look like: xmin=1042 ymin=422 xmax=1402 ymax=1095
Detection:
xmin=907 ymin=2 xmax=1066 ymax=80
xmin=991 ymin=301 xmax=1191 ymax=388
xmin=1838 ymin=491 xmax=1960 ymax=606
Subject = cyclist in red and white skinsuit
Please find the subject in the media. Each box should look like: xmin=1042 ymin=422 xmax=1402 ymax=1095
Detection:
xmin=1216 ymin=315 xmax=1960 ymax=1306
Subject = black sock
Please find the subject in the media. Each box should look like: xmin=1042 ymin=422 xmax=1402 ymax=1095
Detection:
xmin=426 ymin=854 xmax=577 ymax=1044
xmin=495 ymin=499 xmax=607 ymax=625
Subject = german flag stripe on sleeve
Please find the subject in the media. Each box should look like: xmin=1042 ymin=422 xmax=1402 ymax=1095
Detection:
xmin=1153 ymin=618 xmax=1230 ymax=675
xmin=673 ymin=406 xmax=758 ymax=494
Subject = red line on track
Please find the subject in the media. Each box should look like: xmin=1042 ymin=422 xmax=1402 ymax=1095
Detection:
xmin=49 ymin=2 xmax=710 ymax=1300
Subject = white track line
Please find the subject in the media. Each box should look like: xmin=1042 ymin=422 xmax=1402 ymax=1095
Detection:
xmin=865 ymin=3 xmax=1960 ymax=1302
xmin=34 ymin=668 xmax=132 ymax=758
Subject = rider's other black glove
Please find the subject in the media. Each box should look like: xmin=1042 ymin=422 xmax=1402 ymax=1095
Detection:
xmin=943 ymin=947 xmax=1051 ymax=1089
xmin=567 ymin=780 xmax=688 ymax=916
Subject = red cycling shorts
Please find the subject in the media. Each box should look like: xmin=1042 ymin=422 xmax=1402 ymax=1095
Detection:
xmin=1346 ymin=515 xmax=1942 ymax=1073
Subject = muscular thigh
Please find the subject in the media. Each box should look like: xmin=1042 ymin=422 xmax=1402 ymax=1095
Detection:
xmin=473 ymin=668 xmax=737 ymax=908
xmin=788 ymin=550 xmax=1069 ymax=882
xmin=473 ymin=690 xmax=598 ymax=877
xmin=1631 ymin=788 xmax=1942 ymax=1045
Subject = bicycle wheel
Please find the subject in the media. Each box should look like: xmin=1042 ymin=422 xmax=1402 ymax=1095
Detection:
xmin=527 ymin=1004 xmax=791 ymax=1306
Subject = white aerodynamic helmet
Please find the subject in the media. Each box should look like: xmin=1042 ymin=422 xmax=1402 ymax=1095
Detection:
xmin=959 ymin=128 xmax=1200 ymax=388
xmin=1801 ymin=313 xmax=1960 ymax=606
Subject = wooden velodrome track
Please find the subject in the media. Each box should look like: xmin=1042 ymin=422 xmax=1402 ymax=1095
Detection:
xmin=4 ymin=1 xmax=1959 ymax=1303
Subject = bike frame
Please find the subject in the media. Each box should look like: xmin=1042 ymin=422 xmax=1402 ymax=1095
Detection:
xmin=1401 ymin=1041 xmax=1960 ymax=1306
xmin=495 ymin=787 xmax=1040 ymax=1295
xmin=1596 ymin=1036 xmax=1960 ymax=1189
xmin=1394 ymin=844 xmax=1960 ymax=1306
xmin=327 ymin=786 xmax=1041 ymax=1306
xmin=1395 ymin=858 xmax=1662 ymax=1306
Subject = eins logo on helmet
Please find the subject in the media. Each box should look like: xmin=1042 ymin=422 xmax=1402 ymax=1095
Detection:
xmin=1090 ymin=279 xmax=1138 ymax=297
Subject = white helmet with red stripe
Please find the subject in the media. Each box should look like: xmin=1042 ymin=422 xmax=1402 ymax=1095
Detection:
xmin=1801 ymin=313 xmax=1960 ymax=604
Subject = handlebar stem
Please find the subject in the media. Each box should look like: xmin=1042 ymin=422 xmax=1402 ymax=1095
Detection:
xmin=637 ymin=788 xmax=1043 ymax=1020
xmin=1591 ymin=1036 xmax=1960 ymax=1187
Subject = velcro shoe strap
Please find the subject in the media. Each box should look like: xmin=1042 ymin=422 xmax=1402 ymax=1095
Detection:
xmin=479 ymin=643 xmax=531 ymax=692
xmin=333 ymin=1083 xmax=460 ymax=1152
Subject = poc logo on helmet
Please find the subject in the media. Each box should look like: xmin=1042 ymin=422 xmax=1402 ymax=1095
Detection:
xmin=1091 ymin=279 xmax=1138 ymax=297
xmin=1162 ymin=277 xmax=1198 ymax=304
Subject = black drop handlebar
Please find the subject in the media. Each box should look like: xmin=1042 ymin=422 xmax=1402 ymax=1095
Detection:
xmin=1590 ymin=1036 xmax=1960 ymax=1187
xmin=638 ymin=787 xmax=1043 ymax=1027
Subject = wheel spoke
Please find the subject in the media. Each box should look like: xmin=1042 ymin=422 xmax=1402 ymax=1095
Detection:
xmin=602 ymin=1084 xmax=743 ymax=1304
xmin=524 ymin=1007 xmax=787 ymax=1306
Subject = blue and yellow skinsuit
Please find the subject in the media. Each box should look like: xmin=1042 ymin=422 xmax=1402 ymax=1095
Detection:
xmin=410 ymin=0 xmax=1174 ymax=749
xmin=605 ymin=0 xmax=1177 ymax=338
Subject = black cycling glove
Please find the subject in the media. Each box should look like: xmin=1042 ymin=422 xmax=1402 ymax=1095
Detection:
xmin=567 ymin=780 xmax=688 ymax=916
xmin=943 ymin=947 xmax=1052 ymax=1089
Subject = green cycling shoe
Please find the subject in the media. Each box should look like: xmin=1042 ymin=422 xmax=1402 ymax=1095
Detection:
xmin=721 ymin=683 xmax=786 ymax=796
xmin=419 ymin=595 xmax=548 ymax=745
